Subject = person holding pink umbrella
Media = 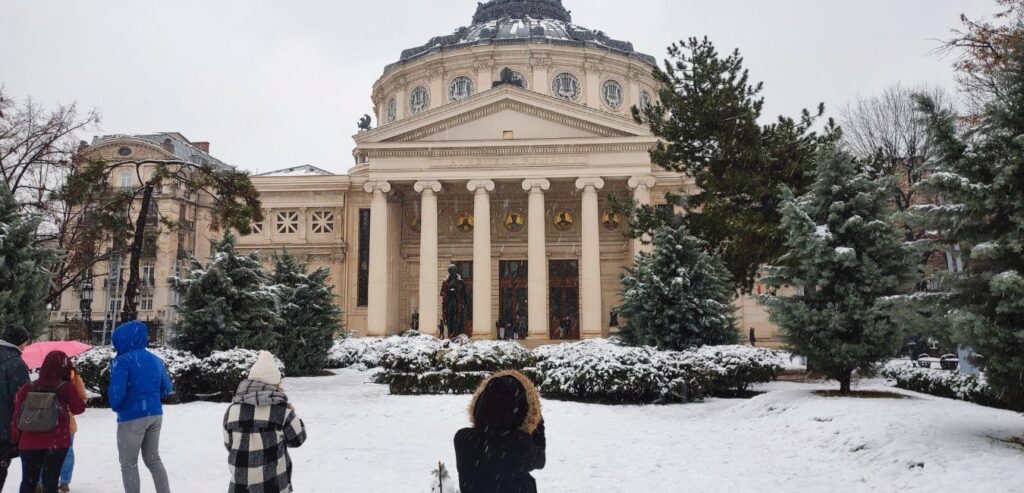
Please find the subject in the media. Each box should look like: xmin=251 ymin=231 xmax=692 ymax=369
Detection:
xmin=0 ymin=325 xmax=31 ymax=490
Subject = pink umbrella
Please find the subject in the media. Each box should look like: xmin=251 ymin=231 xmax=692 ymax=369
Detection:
xmin=21 ymin=341 xmax=93 ymax=369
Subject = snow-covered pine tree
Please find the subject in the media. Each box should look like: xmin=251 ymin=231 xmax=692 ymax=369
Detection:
xmin=764 ymin=149 xmax=916 ymax=393
xmin=618 ymin=225 xmax=738 ymax=350
xmin=909 ymin=48 xmax=1024 ymax=409
xmin=169 ymin=232 xmax=280 ymax=357
xmin=270 ymin=251 xmax=342 ymax=376
xmin=0 ymin=184 xmax=58 ymax=338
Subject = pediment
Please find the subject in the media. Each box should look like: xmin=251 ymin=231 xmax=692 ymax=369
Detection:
xmin=355 ymin=86 xmax=649 ymax=144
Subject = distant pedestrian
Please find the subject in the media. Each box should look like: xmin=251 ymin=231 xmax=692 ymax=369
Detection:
xmin=455 ymin=370 xmax=546 ymax=493
xmin=438 ymin=320 xmax=446 ymax=340
xmin=224 ymin=351 xmax=306 ymax=493
xmin=749 ymin=328 xmax=757 ymax=347
xmin=0 ymin=326 xmax=31 ymax=489
xmin=11 ymin=351 xmax=86 ymax=493
xmin=497 ymin=319 xmax=506 ymax=340
xmin=109 ymin=321 xmax=173 ymax=493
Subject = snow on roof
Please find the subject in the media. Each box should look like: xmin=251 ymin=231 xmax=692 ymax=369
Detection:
xmin=255 ymin=165 xmax=335 ymax=177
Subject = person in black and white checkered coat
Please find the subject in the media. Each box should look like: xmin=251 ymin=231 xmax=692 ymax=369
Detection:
xmin=223 ymin=351 xmax=307 ymax=493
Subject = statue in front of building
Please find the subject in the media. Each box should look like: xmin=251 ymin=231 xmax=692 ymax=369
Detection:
xmin=440 ymin=264 xmax=468 ymax=338
xmin=357 ymin=114 xmax=372 ymax=131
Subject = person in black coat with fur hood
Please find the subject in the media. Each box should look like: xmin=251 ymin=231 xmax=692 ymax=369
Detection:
xmin=454 ymin=370 xmax=546 ymax=493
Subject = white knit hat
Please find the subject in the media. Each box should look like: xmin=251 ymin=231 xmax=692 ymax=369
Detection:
xmin=248 ymin=351 xmax=282 ymax=386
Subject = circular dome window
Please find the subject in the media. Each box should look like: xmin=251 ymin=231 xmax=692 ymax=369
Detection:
xmin=117 ymin=146 xmax=132 ymax=157
xmin=552 ymin=73 xmax=581 ymax=101
xmin=448 ymin=76 xmax=475 ymax=102
xmin=602 ymin=80 xmax=624 ymax=109
xmin=410 ymin=86 xmax=430 ymax=115
xmin=386 ymin=98 xmax=398 ymax=123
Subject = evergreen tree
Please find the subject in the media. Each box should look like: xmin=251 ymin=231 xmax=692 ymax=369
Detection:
xmin=270 ymin=251 xmax=342 ymax=376
xmin=0 ymin=184 xmax=58 ymax=338
xmin=629 ymin=37 xmax=840 ymax=292
xmin=764 ymin=150 xmax=916 ymax=393
xmin=909 ymin=45 xmax=1024 ymax=408
xmin=618 ymin=226 xmax=738 ymax=350
xmin=170 ymin=232 xmax=280 ymax=357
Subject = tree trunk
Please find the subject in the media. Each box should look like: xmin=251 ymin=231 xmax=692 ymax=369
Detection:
xmin=838 ymin=372 xmax=852 ymax=394
xmin=120 ymin=182 xmax=155 ymax=324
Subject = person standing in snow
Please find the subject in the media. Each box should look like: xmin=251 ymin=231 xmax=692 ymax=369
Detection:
xmin=39 ymin=367 xmax=87 ymax=492
xmin=223 ymin=351 xmax=307 ymax=493
xmin=108 ymin=321 xmax=173 ymax=493
xmin=0 ymin=325 xmax=31 ymax=489
xmin=454 ymin=370 xmax=546 ymax=493
xmin=11 ymin=351 xmax=86 ymax=493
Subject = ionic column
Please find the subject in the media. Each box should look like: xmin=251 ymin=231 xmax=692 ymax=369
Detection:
xmin=364 ymin=181 xmax=392 ymax=336
xmin=467 ymin=180 xmax=495 ymax=338
xmin=522 ymin=179 xmax=551 ymax=339
xmin=414 ymin=181 xmax=443 ymax=337
xmin=628 ymin=175 xmax=658 ymax=258
xmin=576 ymin=177 xmax=605 ymax=337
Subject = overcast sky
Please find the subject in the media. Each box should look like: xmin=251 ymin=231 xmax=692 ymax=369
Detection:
xmin=0 ymin=0 xmax=996 ymax=174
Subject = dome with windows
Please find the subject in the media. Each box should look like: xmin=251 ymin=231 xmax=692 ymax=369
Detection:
xmin=389 ymin=0 xmax=656 ymax=71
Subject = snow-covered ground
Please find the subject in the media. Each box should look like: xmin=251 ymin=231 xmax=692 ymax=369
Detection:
xmin=51 ymin=370 xmax=1024 ymax=492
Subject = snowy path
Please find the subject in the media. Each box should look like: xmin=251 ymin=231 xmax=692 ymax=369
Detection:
xmin=49 ymin=371 xmax=1024 ymax=492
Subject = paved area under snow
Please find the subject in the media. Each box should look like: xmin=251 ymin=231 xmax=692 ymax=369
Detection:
xmin=38 ymin=370 xmax=1024 ymax=492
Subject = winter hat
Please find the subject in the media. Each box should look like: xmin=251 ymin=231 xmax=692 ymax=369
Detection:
xmin=248 ymin=351 xmax=282 ymax=386
xmin=2 ymin=325 xmax=29 ymax=346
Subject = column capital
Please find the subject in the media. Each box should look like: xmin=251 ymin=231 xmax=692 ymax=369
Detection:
xmin=628 ymin=175 xmax=658 ymax=190
xmin=467 ymin=180 xmax=496 ymax=193
xmin=413 ymin=181 xmax=443 ymax=194
xmin=363 ymin=180 xmax=392 ymax=194
xmin=522 ymin=178 xmax=551 ymax=193
xmin=575 ymin=177 xmax=605 ymax=192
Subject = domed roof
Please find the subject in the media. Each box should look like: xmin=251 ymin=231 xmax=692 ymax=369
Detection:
xmin=388 ymin=0 xmax=656 ymax=72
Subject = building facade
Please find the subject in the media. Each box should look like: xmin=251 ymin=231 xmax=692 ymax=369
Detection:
xmin=56 ymin=0 xmax=783 ymax=346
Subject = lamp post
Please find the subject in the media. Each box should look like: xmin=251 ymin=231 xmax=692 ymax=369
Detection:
xmin=80 ymin=279 xmax=93 ymax=343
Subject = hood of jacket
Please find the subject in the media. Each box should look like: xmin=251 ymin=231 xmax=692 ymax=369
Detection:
xmin=0 ymin=339 xmax=22 ymax=356
xmin=112 ymin=321 xmax=149 ymax=355
xmin=232 ymin=379 xmax=288 ymax=407
xmin=469 ymin=370 xmax=542 ymax=434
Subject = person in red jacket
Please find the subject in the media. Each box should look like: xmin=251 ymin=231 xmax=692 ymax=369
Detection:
xmin=11 ymin=351 xmax=86 ymax=493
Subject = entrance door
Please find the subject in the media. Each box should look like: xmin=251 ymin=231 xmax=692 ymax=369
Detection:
xmin=549 ymin=260 xmax=580 ymax=340
xmin=499 ymin=260 xmax=528 ymax=339
xmin=452 ymin=261 xmax=473 ymax=336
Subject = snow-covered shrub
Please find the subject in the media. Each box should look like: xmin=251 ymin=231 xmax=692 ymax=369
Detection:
xmin=680 ymin=345 xmax=786 ymax=393
xmin=74 ymin=346 xmax=283 ymax=404
xmin=882 ymin=361 xmax=1013 ymax=409
xmin=175 ymin=349 xmax=284 ymax=402
xmin=73 ymin=346 xmax=116 ymax=396
xmin=388 ymin=370 xmax=490 ymax=395
xmin=530 ymin=340 xmax=709 ymax=404
xmin=326 ymin=336 xmax=373 ymax=369
xmin=440 ymin=340 xmax=535 ymax=372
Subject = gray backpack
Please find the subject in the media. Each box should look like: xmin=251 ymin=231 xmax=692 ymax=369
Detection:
xmin=17 ymin=383 xmax=65 ymax=433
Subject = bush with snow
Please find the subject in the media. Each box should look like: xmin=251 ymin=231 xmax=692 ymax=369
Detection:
xmin=74 ymin=346 xmax=284 ymax=404
xmin=679 ymin=345 xmax=787 ymax=393
xmin=529 ymin=340 xmax=709 ymax=404
xmin=327 ymin=333 xmax=442 ymax=371
xmin=881 ymin=361 xmax=1014 ymax=410
xmin=439 ymin=340 xmax=535 ymax=372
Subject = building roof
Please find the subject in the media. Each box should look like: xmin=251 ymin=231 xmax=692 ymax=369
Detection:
xmin=388 ymin=0 xmax=656 ymax=72
xmin=255 ymin=165 xmax=336 ymax=177
xmin=90 ymin=132 xmax=231 ymax=170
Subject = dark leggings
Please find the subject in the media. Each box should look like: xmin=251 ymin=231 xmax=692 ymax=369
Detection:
xmin=0 ymin=440 xmax=16 ymax=490
xmin=20 ymin=448 xmax=69 ymax=493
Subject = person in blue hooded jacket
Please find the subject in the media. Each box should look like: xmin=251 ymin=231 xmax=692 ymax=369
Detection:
xmin=108 ymin=321 xmax=173 ymax=493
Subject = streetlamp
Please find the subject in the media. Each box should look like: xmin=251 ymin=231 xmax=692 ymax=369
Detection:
xmin=79 ymin=279 xmax=93 ymax=342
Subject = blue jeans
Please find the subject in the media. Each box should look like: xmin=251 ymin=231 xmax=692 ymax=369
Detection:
xmin=38 ymin=434 xmax=74 ymax=485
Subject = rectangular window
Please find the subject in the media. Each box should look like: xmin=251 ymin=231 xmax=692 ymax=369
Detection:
xmin=357 ymin=209 xmax=371 ymax=307
xmin=142 ymin=261 xmax=156 ymax=288
xmin=140 ymin=292 xmax=154 ymax=312
xmin=311 ymin=211 xmax=335 ymax=234
xmin=120 ymin=172 xmax=132 ymax=188
xmin=277 ymin=211 xmax=299 ymax=234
